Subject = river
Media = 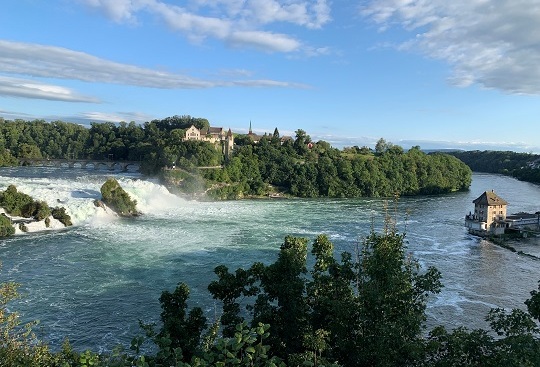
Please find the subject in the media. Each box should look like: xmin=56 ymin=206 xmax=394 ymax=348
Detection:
xmin=0 ymin=167 xmax=539 ymax=352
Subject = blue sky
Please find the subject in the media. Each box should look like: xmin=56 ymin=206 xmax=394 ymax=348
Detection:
xmin=1 ymin=0 xmax=540 ymax=152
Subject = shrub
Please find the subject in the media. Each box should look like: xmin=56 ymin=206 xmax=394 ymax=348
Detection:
xmin=21 ymin=200 xmax=51 ymax=221
xmin=0 ymin=213 xmax=14 ymax=237
xmin=100 ymin=178 xmax=139 ymax=217
xmin=51 ymin=207 xmax=73 ymax=227
xmin=0 ymin=185 xmax=33 ymax=217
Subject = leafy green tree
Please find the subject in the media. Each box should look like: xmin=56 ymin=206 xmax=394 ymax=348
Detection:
xmin=0 ymin=185 xmax=34 ymax=217
xmin=16 ymin=143 xmax=42 ymax=159
xmin=375 ymin=138 xmax=391 ymax=154
xmin=0 ymin=148 xmax=18 ymax=167
xmin=209 ymin=225 xmax=443 ymax=366
xmin=157 ymin=282 xmax=207 ymax=363
xmin=293 ymin=129 xmax=311 ymax=156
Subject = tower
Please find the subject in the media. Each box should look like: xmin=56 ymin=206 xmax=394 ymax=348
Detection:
xmin=224 ymin=128 xmax=234 ymax=157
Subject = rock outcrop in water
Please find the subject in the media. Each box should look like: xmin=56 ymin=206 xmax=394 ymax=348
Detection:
xmin=0 ymin=185 xmax=73 ymax=237
xmin=99 ymin=178 xmax=141 ymax=217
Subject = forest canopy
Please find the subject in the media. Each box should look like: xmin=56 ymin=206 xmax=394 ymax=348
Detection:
xmin=203 ymin=133 xmax=472 ymax=199
xmin=449 ymin=150 xmax=540 ymax=185
xmin=0 ymin=118 xmax=472 ymax=198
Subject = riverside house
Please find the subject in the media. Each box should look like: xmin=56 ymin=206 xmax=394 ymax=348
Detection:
xmin=465 ymin=190 xmax=540 ymax=236
xmin=465 ymin=190 xmax=508 ymax=236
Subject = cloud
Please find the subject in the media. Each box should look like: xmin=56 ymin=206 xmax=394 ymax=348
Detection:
xmin=0 ymin=40 xmax=307 ymax=98
xmin=228 ymin=30 xmax=301 ymax=52
xmin=82 ymin=0 xmax=144 ymax=23
xmin=80 ymin=0 xmax=331 ymax=53
xmin=77 ymin=111 xmax=155 ymax=123
xmin=0 ymin=108 xmax=155 ymax=125
xmin=362 ymin=0 xmax=540 ymax=95
xmin=0 ymin=75 xmax=99 ymax=103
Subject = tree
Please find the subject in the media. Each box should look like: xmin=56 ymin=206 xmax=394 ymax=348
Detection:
xmin=209 ymin=225 xmax=443 ymax=366
xmin=157 ymin=282 xmax=207 ymax=362
xmin=375 ymin=138 xmax=391 ymax=154
xmin=0 ymin=185 xmax=34 ymax=217
xmin=293 ymin=129 xmax=311 ymax=156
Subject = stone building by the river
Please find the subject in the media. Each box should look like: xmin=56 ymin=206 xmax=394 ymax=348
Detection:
xmin=465 ymin=190 xmax=508 ymax=235
xmin=465 ymin=190 xmax=540 ymax=236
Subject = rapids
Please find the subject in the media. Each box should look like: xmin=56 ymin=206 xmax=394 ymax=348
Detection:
xmin=1 ymin=166 xmax=540 ymax=352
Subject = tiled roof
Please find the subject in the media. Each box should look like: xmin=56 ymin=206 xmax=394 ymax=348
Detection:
xmin=208 ymin=127 xmax=224 ymax=134
xmin=473 ymin=191 xmax=508 ymax=206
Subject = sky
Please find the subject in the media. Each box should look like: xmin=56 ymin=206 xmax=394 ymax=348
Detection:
xmin=1 ymin=0 xmax=540 ymax=152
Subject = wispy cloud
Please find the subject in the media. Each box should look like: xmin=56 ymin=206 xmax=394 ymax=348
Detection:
xmin=362 ymin=0 xmax=540 ymax=95
xmin=77 ymin=111 xmax=155 ymax=124
xmin=0 ymin=75 xmax=99 ymax=103
xmin=80 ymin=0 xmax=331 ymax=54
xmin=0 ymin=40 xmax=309 ymax=101
xmin=0 ymin=108 xmax=156 ymax=125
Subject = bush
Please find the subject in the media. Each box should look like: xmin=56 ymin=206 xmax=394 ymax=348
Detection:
xmin=21 ymin=200 xmax=51 ymax=221
xmin=0 ymin=185 xmax=34 ymax=217
xmin=0 ymin=213 xmax=14 ymax=237
xmin=100 ymin=178 xmax=139 ymax=217
xmin=51 ymin=207 xmax=72 ymax=227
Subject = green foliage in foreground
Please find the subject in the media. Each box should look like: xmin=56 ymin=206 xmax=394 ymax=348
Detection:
xmin=3 ymin=228 xmax=540 ymax=366
xmin=100 ymin=178 xmax=139 ymax=217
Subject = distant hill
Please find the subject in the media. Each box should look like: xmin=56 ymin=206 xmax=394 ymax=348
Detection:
xmin=448 ymin=150 xmax=540 ymax=185
xmin=423 ymin=148 xmax=466 ymax=154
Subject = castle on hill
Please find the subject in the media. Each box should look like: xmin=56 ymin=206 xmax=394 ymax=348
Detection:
xmin=183 ymin=125 xmax=234 ymax=156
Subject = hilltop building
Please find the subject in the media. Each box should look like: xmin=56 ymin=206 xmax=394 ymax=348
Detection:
xmin=247 ymin=121 xmax=263 ymax=143
xmin=183 ymin=125 xmax=234 ymax=156
xmin=246 ymin=121 xmax=293 ymax=145
xmin=465 ymin=190 xmax=539 ymax=236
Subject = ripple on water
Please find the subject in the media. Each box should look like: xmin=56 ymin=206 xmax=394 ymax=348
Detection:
xmin=2 ymin=169 xmax=540 ymax=351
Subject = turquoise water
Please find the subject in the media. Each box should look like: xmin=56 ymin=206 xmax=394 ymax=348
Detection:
xmin=1 ymin=167 xmax=540 ymax=351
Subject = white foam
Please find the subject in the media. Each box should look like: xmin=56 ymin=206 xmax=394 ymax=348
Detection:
xmin=0 ymin=173 xmax=187 ymax=234
xmin=115 ymin=178 xmax=187 ymax=214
